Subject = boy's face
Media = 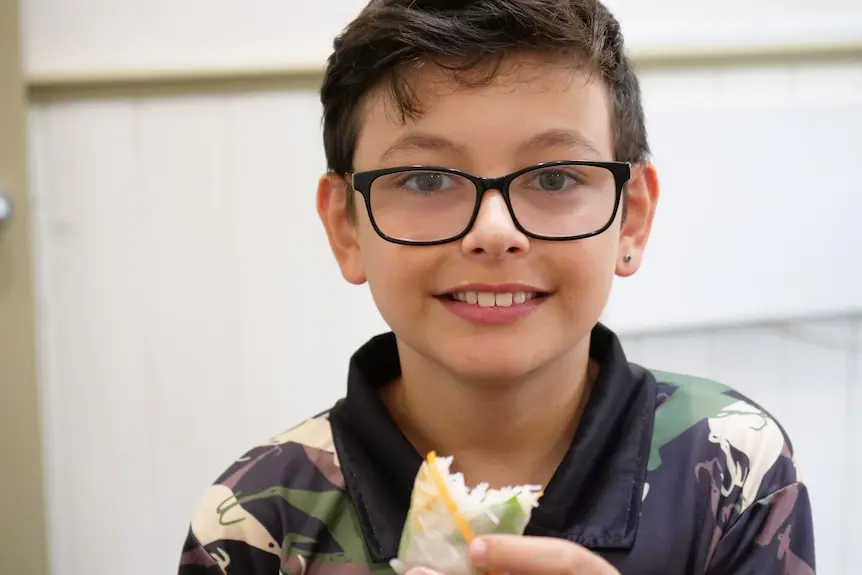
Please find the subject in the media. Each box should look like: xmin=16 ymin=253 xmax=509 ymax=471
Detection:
xmin=319 ymin=56 xmax=658 ymax=382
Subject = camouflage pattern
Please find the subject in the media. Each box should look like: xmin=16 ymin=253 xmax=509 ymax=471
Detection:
xmin=177 ymin=371 xmax=814 ymax=574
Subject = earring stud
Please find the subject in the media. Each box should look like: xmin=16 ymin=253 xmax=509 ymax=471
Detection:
xmin=623 ymin=253 xmax=633 ymax=263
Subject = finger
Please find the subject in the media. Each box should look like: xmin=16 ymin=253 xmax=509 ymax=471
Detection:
xmin=470 ymin=534 xmax=617 ymax=575
xmin=405 ymin=569 xmax=445 ymax=575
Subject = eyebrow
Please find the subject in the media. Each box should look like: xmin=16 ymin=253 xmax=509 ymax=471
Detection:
xmin=378 ymin=133 xmax=464 ymax=164
xmin=516 ymin=128 xmax=602 ymax=158
xmin=377 ymin=128 xmax=603 ymax=164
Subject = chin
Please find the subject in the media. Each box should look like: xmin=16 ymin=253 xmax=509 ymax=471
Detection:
xmin=445 ymin=364 xmax=531 ymax=385
xmin=439 ymin=344 xmax=551 ymax=384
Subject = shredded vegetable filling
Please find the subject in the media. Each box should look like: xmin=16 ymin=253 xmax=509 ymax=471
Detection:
xmin=425 ymin=451 xmax=500 ymax=575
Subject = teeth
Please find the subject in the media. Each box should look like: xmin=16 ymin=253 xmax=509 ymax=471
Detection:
xmin=477 ymin=292 xmax=496 ymax=307
xmin=495 ymin=293 xmax=513 ymax=307
xmin=451 ymin=291 xmax=536 ymax=307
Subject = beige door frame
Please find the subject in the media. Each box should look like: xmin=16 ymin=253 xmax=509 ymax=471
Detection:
xmin=0 ymin=0 xmax=50 ymax=573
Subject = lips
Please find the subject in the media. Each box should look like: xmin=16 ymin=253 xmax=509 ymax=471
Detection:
xmin=436 ymin=286 xmax=549 ymax=325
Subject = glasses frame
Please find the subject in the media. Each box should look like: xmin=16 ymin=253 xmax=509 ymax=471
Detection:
xmin=346 ymin=160 xmax=632 ymax=246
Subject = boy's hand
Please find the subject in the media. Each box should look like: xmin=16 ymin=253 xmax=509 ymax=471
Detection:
xmin=406 ymin=534 xmax=620 ymax=575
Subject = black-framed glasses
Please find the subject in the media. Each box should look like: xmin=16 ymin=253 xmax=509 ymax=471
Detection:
xmin=347 ymin=160 xmax=631 ymax=246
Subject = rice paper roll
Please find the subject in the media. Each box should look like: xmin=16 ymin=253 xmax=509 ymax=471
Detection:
xmin=390 ymin=452 xmax=543 ymax=575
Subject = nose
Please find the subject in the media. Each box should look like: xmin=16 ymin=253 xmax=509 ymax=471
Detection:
xmin=460 ymin=190 xmax=530 ymax=259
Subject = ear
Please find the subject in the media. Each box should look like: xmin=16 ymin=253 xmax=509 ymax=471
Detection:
xmin=616 ymin=162 xmax=660 ymax=278
xmin=316 ymin=173 xmax=367 ymax=285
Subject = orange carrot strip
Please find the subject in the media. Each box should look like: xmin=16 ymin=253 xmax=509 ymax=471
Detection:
xmin=425 ymin=452 xmax=500 ymax=575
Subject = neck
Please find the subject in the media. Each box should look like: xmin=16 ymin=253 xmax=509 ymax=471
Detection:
xmin=382 ymin=336 xmax=596 ymax=489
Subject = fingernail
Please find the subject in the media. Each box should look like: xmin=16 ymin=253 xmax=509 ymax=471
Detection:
xmin=470 ymin=538 xmax=487 ymax=564
xmin=407 ymin=569 xmax=438 ymax=575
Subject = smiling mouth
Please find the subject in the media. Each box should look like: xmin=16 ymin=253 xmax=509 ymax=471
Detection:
xmin=439 ymin=290 xmax=550 ymax=308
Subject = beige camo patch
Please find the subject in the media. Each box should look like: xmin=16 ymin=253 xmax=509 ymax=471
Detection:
xmin=191 ymin=484 xmax=281 ymax=557
xmin=268 ymin=416 xmax=338 ymax=462
xmin=706 ymin=401 xmax=787 ymax=513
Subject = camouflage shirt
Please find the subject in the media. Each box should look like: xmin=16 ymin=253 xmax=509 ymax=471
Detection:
xmin=177 ymin=324 xmax=816 ymax=574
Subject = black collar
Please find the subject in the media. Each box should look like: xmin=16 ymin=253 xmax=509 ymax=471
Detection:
xmin=329 ymin=323 xmax=656 ymax=564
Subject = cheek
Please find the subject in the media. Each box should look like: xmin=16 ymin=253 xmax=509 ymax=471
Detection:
xmin=554 ymin=234 xmax=618 ymax=307
xmin=361 ymin=251 xmax=409 ymax=329
xmin=358 ymin=234 xmax=439 ymax=320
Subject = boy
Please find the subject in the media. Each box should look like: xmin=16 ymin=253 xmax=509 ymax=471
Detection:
xmin=177 ymin=0 xmax=815 ymax=573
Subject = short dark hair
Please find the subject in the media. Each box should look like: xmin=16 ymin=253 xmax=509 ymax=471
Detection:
xmin=320 ymin=0 xmax=649 ymax=191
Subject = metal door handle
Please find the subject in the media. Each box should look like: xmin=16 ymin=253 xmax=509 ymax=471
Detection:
xmin=0 ymin=191 xmax=11 ymax=224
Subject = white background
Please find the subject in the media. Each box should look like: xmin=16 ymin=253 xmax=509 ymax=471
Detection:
xmin=19 ymin=1 xmax=862 ymax=573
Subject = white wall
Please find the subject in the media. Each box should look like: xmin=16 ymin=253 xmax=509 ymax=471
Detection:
xmin=604 ymin=62 xmax=861 ymax=331
xmin=20 ymin=0 xmax=862 ymax=74
xmin=20 ymin=1 xmax=862 ymax=574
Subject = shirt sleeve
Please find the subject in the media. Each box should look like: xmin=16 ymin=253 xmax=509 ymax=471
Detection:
xmin=176 ymin=525 xmax=282 ymax=575
xmin=176 ymin=527 xmax=227 ymax=575
xmin=705 ymin=481 xmax=816 ymax=574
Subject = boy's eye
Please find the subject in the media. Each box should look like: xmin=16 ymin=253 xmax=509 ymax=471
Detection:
xmin=400 ymin=172 xmax=456 ymax=193
xmin=527 ymin=170 xmax=581 ymax=192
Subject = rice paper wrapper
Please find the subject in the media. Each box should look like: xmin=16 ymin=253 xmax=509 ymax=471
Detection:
xmin=390 ymin=453 xmax=542 ymax=575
